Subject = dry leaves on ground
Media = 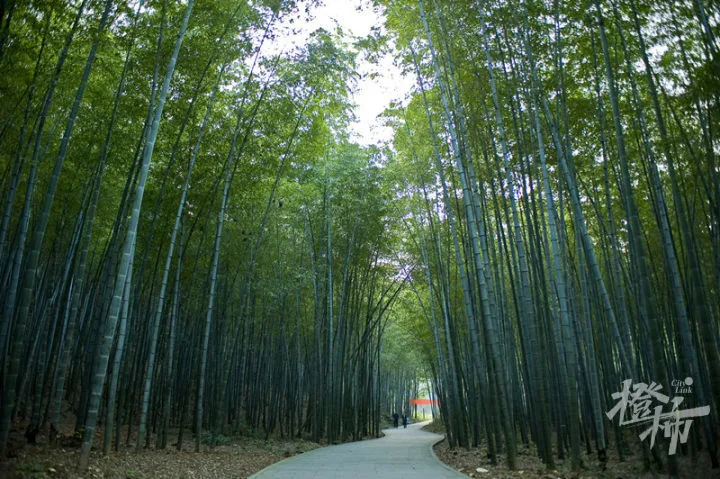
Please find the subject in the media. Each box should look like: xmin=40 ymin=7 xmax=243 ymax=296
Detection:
xmin=427 ymin=425 xmax=719 ymax=479
xmin=2 ymin=436 xmax=320 ymax=479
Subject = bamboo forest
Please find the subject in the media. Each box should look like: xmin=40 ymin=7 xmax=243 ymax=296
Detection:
xmin=0 ymin=0 xmax=719 ymax=477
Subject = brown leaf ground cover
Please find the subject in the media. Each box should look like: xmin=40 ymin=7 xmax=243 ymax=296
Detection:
xmin=1 ymin=411 xmax=321 ymax=479
xmin=4 ymin=437 xmax=319 ymax=479
xmin=2 ymin=403 xmax=390 ymax=478
xmin=424 ymin=422 xmax=720 ymax=479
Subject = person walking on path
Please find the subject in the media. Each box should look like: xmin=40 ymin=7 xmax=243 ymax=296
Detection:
xmin=402 ymin=415 xmax=408 ymax=428
xmin=393 ymin=412 xmax=399 ymax=428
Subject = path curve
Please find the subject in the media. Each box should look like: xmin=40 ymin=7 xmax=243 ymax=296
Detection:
xmin=250 ymin=420 xmax=466 ymax=478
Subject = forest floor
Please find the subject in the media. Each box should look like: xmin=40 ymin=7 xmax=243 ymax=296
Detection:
xmin=1 ymin=408 xmax=386 ymax=479
xmin=424 ymin=422 xmax=720 ymax=479
xmin=3 ymin=434 xmax=320 ymax=479
xmin=2 ymin=400 xmax=396 ymax=479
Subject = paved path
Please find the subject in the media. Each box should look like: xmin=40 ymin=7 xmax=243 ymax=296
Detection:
xmin=250 ymin=421 xmax=466 ymax=478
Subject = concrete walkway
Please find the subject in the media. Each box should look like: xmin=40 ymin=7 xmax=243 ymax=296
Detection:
xmin=250 ymin=420 xmax=466 ymax=478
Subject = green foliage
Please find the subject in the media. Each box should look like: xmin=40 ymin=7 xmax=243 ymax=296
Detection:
xmin=2 ymin=0 xmax=718 ymax=473
xmin=13 ymin=461 xmax=49 ymax=478
xmin=201 ymin=431 xmax=231 ymax=446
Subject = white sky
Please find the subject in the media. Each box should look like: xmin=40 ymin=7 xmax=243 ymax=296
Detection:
xmin=270 ymin=0 xmax=414 ymax=145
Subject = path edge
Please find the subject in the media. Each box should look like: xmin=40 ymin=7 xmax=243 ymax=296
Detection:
xmin=428 ymin=434 xmax=469 ymax=478
xmin=247 ymin=433 xmax=387 ymax=478
xmin=247 ymin=451 xmax=296 ymax=479
xmin=247 ymin=443 xmax=329 ymax=479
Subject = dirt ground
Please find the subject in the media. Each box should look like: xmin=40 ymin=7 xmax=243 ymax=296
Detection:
xmin=6 ymin=415 xmax=719 ymax=478
xmin=1 ymin=406 xmax=391 ymax=479
xmin=3 ymin=437 xmax=319 ymax=479
xmin=1 ymin=414 xmax=321 ymax=479
xmin=424 ymin=422 xmax=720 ymax=479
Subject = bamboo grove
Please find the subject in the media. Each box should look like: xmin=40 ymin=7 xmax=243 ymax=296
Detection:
xmin=1 ymin=0 xmax=719 ymax=474
xmin=0 ymin=0 xmax=415 ymax=468
xmin=378 ymin=0 xmax=720 ymax=473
